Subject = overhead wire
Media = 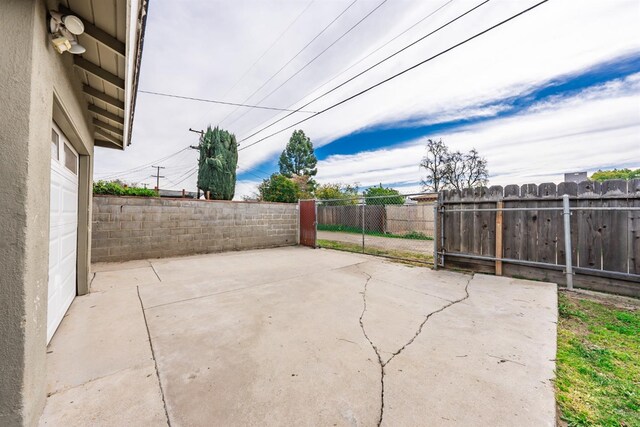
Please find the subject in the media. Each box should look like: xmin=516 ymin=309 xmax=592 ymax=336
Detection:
xmin=96 ymin=146 xmax=191 ymax=180
xmin=216 ymin=0 xmax=360 ymax=127
xmin=225 ymin=0 xmax=390 ymax=129
xmin=190 ymin=1 xmax=316 ymax=128
xmin=213 ymin=1 xmax=315 ymax=103
xmin=238 ymin=0 xmax=551 ymax=152
xmin=138 ymin=90 xmax=318 ymax=113
xmin=239 ymin=0 xmax=457 ymax=141
xmin=238 ymin=0 xmax=489 ymax=143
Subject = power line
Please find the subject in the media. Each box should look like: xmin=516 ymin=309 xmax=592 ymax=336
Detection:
xmin=239 ymin=0 xmax=489 ymax=143
xmin=96 ymin=146 xmax=191 ymax=180
xmin=190 ymin=1 xmax=316 ymax=130
xmin=216 ymin=0 xmax=360 ymax=127
xmin=216 ymin=1 xmax=316 ymax=102
xmin=239 ymin=0 xmax=457 ymax=141
xmin=237 ymin=166 xmax=268 ymax=181
xmin=173 ymin=169 xmax=198 ymax=187
xmin=225 ymin=0 xmax=390 ymax=129
xmin=138 ymin=90 xmax=318 ymax=113
xmin=238 ymin=0 xmax=550 ymax=152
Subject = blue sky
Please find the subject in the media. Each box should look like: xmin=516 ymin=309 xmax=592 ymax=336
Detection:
xmin=93 ymin=0 xmax=640 ymax=197
xmin=237 ymin=50 xmax=640 ymax=191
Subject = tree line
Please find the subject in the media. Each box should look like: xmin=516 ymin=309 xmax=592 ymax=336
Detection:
xmin=192 ymin=125 xmax=635 ymax=203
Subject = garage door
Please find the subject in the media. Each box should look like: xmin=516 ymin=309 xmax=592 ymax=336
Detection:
xmin=48 ymin=122 xmax=79 ymax=343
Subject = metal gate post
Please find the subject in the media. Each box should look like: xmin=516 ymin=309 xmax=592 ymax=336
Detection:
xmin=361 ymin=201 xmax=365 ymax=253
xmin=297 ymin=200 xmax=301 ymax=246
xmin=433 ymin=203 xmax=438 ymax=270
xmin=562 ymin=194 xmax=574 ymax=290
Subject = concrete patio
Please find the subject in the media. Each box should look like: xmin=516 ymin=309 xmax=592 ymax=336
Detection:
xmin=40 ymin=247 xmax=558 ymax=426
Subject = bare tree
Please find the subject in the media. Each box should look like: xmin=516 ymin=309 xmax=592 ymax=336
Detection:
xmin=420 ymin=139 xmax=449 ymax=192
xmin=420 ymin=139 xmax=488 ymax=192
xmin=443 ymin=148 xmax=488 ymax=192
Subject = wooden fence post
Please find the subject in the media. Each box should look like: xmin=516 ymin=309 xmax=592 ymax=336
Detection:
xmin=495 ymin=200 xmax=504 ymax=276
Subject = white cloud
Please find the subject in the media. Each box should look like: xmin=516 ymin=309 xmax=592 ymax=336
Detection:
xmin=93 ymin=0 xmax=640 ymax=198
xmin=313 ymin=75 xmax=640 ymax=191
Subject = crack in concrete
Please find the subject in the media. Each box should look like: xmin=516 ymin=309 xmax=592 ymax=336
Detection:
xmin=357 ymin=269 xmax=473 ymax=426
xmin=150 ymin=262 xmax=163 ymax=282
xmin=137 ymin=286 xmax=172 ymax=427
xmin=384 ymin=276 xmax=472 ymax=366
xmin=357 ymin=271 xmax=385 ymax=427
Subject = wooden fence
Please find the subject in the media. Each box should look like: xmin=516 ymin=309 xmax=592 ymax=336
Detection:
xmin=437 ymin=179 xmax=640 ymax=297
xmin=317 ymin=205 xmax=385 ymax=232
xmin=385 ymin=204 xmax=435 ymax=236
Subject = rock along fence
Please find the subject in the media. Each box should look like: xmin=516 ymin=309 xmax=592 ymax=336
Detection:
xmin=437 ymin=179 xmax=640 ymax=297
xmin=91 ymin=196 xmax=298 ymax=263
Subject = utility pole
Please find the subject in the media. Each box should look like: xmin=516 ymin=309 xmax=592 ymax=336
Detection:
xmin=151 ymin=165 xmax=165 ymax=192
xmin=189 ymin=128 xmax=203 ymax=198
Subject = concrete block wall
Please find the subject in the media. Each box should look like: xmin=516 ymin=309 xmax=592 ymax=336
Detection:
xmin=92 ymin=196 xmax=299 ymax=263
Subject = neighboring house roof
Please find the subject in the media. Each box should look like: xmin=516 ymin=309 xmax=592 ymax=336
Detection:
xmin=58 ymin=0 xmax=149 ymax=150
xmin=158 ymin=189 xmax=198 ymax=199
xmin=409 ymin=193 xmax=438 ymax=202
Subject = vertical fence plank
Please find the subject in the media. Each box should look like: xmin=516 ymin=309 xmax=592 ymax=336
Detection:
xmin=495 ymin=200 xmax=504 ymax=275
xmin=601 ymin=180 xmax=629 ymax=273
xmin=503 ymin=185 xmax=520 ymax=260
xmin=630 ymin=179 xmax=640 ymax=274
xmin=459 ymin=189 xmax=473 ymax=255
xmin=522 ymin=184 xmax=538 ymax=262
xmin=577 ymin=180 xmax=602 ymax=270
xmin=537 ymin=183 xmax=558 ymax=265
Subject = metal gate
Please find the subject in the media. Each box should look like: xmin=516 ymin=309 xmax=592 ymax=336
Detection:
xmin=299 ymin=200 xmax=316 ymax=247
xmin=315 ymin=193 xmax=437 ymax=265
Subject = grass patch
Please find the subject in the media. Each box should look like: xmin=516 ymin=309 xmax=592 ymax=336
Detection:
xmin=317 ymin=239 xmax=433 ymax=266
xmin=556 ymin=292 xmax=640 ymax=426
xmin=317 ymin=224 xmax=432 ymax=240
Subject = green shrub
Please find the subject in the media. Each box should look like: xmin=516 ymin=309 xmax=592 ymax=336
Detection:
xmin=93 ymin=180 xmax=157 ymax=197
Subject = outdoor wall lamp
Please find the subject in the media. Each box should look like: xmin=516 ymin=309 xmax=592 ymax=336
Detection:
xmin=49 ymin=10 xmax=86 ymax=54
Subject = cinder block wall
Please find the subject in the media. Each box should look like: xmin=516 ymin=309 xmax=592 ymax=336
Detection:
xmin=92 ymin=196 xmax=299 ymax=263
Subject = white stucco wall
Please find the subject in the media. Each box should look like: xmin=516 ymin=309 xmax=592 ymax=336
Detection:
xmin=0 ymin=1 xmax=95 ymax=425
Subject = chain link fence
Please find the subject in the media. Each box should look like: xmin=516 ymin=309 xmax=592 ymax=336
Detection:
xmin=316 ymin=193 xmax=436 ymax=265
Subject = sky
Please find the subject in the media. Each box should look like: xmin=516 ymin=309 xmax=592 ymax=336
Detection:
xmin=94 ymin=0 xmax=640 ymax=198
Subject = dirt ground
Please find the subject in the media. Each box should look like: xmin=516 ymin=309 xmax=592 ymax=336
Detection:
xmin=318 ymin=230 xmax=434 ymax=254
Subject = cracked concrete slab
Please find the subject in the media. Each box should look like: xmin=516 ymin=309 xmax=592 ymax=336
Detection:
xmin=139 ymin=246 xmax=366 ymax=308
xmin=41 ymin=247 xmax=557 ymax=426
xmin=91 ymin=266 xmax=160 ymax=292
xmin=39 ymin=364 xmax=166 ymax=427
xmin=382 ymin=274 xmax=557 ymax=426
xmin=143 ymin=268 xmax=381 ymax=426
xmin=45 ymin=286 xmax=154 ymax=395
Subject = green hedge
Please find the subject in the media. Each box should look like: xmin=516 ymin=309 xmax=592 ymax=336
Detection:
xmin=93 ymin=180 xmax=158 ymax=197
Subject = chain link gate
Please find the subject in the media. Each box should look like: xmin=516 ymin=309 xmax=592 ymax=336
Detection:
xmin=314 ymin=193 xmax=437 ymax=265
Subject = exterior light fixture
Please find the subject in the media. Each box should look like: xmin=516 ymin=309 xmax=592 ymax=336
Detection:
xmin=68 ymin=41 xmax=86 ymax=54
xmin=49 ymin=11 xmax=86 ymax=54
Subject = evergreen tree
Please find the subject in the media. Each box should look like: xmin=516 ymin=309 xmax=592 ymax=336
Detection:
xmin=278 ymin=130 xmax=318 ymax=178
xmin=197 ymin=126 xmax=238 ymax=200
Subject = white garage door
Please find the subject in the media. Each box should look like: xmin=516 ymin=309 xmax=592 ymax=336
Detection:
xmin=48 ymin=122 xmax=79 ymax=343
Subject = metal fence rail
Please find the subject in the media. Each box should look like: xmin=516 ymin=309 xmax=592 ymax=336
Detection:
xmin=315 ymin=193 xmax=436 ymax=265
